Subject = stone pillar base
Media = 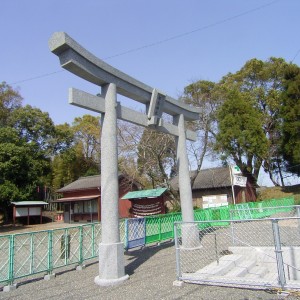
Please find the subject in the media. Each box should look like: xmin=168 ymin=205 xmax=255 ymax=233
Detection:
xmin=94 ymin=274 xmax=129 ymax=286
xmin=181 ymin=223 xmax=202 ymax=250
xmin=94 ymin=242 xmax=129 ymax=286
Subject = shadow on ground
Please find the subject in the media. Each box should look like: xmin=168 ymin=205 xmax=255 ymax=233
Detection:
xmin=125 ymin=240 xmax=174 ymax=275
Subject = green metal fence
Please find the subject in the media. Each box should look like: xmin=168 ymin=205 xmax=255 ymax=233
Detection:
xmin=0 ymin=223 xmax=102 ymax=286
xmin=0 ymin=197 xmax=294 ymax=287
xmin=229 ymin=197 xmax=294 ymax=220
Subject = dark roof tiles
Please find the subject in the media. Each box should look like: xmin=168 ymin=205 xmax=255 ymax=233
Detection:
xmin=57 ymin=175 xmax=101 ymax=192
xmin=192 ymin=167 xmax=231 ymax=189
xmin=57 ymin=173 xmax=142 ymax=193
xmin=170 ymin=167 xmax=231 ymax=190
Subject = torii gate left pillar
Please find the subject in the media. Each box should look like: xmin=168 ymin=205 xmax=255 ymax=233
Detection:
xmin=95 ymin=83 xmax=129 ymax=285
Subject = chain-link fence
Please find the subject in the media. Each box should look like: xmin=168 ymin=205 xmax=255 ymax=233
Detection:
xmin=174 ymin=207 xmax=300 ymax=291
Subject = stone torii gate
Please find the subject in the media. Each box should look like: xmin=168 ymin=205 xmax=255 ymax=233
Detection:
xmin=49 ymin=32 xmax=201 ymax=286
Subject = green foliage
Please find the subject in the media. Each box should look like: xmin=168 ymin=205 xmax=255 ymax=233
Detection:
xmin=72 ymin=114 xmax=101 ymax=161
xmin=53 ymin=123 xmax=75 ymax=154
xmin=51 ymin=115 xmax=101 ymax=189
xmin=215 ymin=89 xmax=268 ymax=180
xmin=0 ymin=84 xmax=74 ymax=212
xmin=281 ymin=64 xmax=300 ymax=175
xmin=0 ymin=82 xmax=22 ymax=126
xmin=0 ymin=128 xmax=43 ymax=182
xmin=215 ymin=57 xmax=295 ymax=185
xmin=0 ymin=127 xmax=50 ymax=210
xmin=8 ymin=105 xmax=56 ymax=155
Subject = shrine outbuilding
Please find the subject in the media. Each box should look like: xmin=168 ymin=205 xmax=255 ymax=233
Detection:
xmin=170 ymin=166 xmax=257 ymax=208
xmin=121 ymin=187 xmax=168 ymax=217
xmin=54 ymin=174 xmax=140 ymax=223
xmin=11 ymin=201 xmax=48 ymax=225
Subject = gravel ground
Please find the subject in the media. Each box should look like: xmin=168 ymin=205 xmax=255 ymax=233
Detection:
xmin=1 ymin=241 xmax=299 ymax=300
xmin=1 ymin=215 xmax=300 ymax=299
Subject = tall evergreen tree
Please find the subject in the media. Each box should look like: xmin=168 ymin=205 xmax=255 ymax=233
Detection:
xmin=281 ymin=64 xmax=300 ymax=176
xmin=215 ymin=89 xmax=268 ymax=182
xmin=217 ymin=57 xmax=292 ymax=185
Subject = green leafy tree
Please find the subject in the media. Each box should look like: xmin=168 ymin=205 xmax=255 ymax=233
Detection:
xmin=0 ymin=82 xmax=22 ymax=126
xmin=72 ymin=114 xmax=101 ymax=168
xmin=0 ymin=84 xmax=76 ymax=216
xmin=53 ymin=123 xmax=75 ymax=154
xmin=51 ymin=145 xmax=91 ymax=190
xmin=51 ymin=115 xmax=101 ymax=189
xmin=0 ymin=127 xmax=50 ymax=220
xmin=281 ymin=64 xmax=300 ymax=176
xmin=8 ymin=105 xmax=56 ymax=155
xmin=215 ymin=89 xmax=268 ymax=182
xmin=218 ymin=57 xmax=291 ymax=185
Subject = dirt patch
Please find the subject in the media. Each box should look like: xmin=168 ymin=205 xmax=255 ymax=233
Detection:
xmin=257 ymin=184 xmax=300 ymax=204
xmin=0 ymin=221 xmax=78 ymax=235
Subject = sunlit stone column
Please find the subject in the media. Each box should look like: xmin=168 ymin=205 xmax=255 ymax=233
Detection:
xmin=174 ymin=114 xmax=201 ymax=249
xmin=94 ymin=83 xmax=129 ymax=286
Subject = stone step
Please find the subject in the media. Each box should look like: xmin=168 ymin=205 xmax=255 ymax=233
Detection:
xmin=204 ymin=274 xmax=277 ymax=288
xmin=285 ymin=280 xmax=300 ymax=290
xmin=244 ymin=266 xmax=268 ymax=279
xmin=229 ymin=247 xmax=257 ymax=260
xmin=225 ymin=260 xmax=257 ymax=277
xmin=196 ymin=254 xmax=243 ymax=276
xmin=261 ymin=272 xmax=278 ymax=282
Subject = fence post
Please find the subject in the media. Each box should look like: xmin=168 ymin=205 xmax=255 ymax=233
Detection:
xmin=159 ymin=215 xmax=162 ymax=243
xmin=92 ymin=224 xmax=95 ymax=257
xmin=48 ymin=230 xmax=53 ymax=274
xmin=296 ymin=206 xmax=300 ymax=233
xmin=143 ymin=218 xmax=146 ymax=246
xmin=172 ymin=213 xmax=175 ymax=239
xmin=272 ymin=219 xmax=286 ymax=289
xmin=124 ymin=219 xmax=129 ymax=250
xmin=3 ymin=235 xmax=16 ymax=291
xmin=8 ymin=235 xmax=14 ymax=285
xmin=30 ymin=233 xmax=34 ymax=274
xmin=79 ymin=226 xmax=83 ymax=265
xmin=174 ymin=222 xmax=181 ymax=280
xmin=230 ymin=211 xmax=236 ymax=245
xmin=214 ymin=233 xmax=219 ymax=265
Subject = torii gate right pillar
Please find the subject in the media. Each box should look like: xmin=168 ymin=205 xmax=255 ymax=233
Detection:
xmin=174 ymin=114 xmax=200 ymax=248
xmin=174 ymin=114 xmax=194 ymax=221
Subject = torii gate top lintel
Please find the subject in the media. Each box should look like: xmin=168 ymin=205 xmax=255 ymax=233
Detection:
xmin=49 ymin=32 xmax=200 ymax=126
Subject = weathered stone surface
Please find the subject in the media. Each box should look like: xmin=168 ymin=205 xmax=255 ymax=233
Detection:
xmin=49 ymin=32 xmax=200 ymax=121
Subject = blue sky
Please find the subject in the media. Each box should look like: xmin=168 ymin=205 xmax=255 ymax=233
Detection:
xmin=1 ymin=0 xmax=299 ymax=185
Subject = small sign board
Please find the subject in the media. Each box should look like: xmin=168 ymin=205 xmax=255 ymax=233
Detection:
xmin=202 ymin=194 xmax=228 ymax=208
xmin=233 ymin=175 xmax=247 ymax=187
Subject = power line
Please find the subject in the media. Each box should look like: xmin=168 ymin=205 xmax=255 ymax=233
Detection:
xmin=104 ymin=0 xmax=281 ymax=60
xmin=10 ymin=70 xmax=65 ymax=85
xmin=291 ymin=49 xmax=300 ymax=63
xmin=9 ymin=0 xmax=280 ymax=86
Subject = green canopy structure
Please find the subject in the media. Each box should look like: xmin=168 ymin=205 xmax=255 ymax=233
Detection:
xmin=122 ymin=187 xmax=167 ymax=200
